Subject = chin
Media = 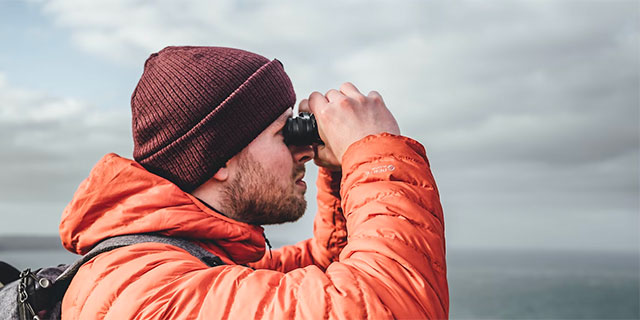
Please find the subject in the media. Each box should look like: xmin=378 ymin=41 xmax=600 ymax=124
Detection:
xmin=259 ymin=198 xmax=307 ymax=225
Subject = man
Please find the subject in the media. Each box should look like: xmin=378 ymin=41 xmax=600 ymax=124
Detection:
xmin=59 ymin=46 xmax=448 ymax=319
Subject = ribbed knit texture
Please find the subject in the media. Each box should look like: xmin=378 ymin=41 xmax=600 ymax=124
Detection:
xmin=131 ymin=46 xmax=295 ymax=191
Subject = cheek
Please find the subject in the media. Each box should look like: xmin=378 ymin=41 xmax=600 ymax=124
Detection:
xmin=260 ymin=144 xmax=294 ymax=176
xmin=275 ymin=146 xmax=294 ymax=174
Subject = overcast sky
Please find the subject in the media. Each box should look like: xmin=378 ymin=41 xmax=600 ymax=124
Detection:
xmin=0 ymin=0 xmax=638 ymax=253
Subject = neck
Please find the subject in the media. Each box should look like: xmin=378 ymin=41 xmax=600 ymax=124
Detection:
xmin=195 ymin=197 xmax=228 ymax=218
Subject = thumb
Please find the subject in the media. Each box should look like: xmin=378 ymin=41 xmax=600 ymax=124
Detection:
xmin=298 ymin=99 xmax=310 ymax=114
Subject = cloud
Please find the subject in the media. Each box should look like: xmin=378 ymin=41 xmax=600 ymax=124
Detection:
xmin=323 ymin=3 xmax=639 ymax=166
xmin=0 ymin=72 xmax=131 ymax=203
xmin=38 ymin=1 xmax=420 ymax=65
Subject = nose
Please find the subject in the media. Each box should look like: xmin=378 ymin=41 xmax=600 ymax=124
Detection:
xmin=289 ymin=144 xmax=314 ymax=164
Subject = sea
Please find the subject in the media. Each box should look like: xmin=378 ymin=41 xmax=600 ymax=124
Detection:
xmin=1 ymin=237 xmax=638 ymax=319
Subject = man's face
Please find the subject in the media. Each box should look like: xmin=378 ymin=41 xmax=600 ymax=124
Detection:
xmin=221 ymin=109 xmax=314 ymax=225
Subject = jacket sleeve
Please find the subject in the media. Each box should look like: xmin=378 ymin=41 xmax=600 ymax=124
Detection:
xmin=65 ymin=134 xmax=448 ymax=319
xmin=249 ymin=168 xmax=347 ymax=272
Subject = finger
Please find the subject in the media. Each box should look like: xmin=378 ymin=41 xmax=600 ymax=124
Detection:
xmin=308 ymin=91 xmax=328 ymax=113
xmin=340 ymin=82 xmax=363 ymax=98
xmin=367 ymin=90 xmax=385 ymax=103
xmin=298 ymin=99 xmax=310 ymax=113
xmin=325 ymin=89 xmax=344 ymax=102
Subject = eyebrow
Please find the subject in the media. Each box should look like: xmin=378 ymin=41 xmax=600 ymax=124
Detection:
xmin=275 ymin=110 xmax=292 ymax=128
xmin=273 ymin=115 xmax=288 ymax=132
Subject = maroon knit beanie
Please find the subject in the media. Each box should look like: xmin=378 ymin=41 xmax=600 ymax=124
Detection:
xmin=131 ymin=46 xmax=296 ymax=191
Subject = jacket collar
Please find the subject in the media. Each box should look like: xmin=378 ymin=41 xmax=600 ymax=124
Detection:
xmin=59 ymin=153 xmax=266 ymax=265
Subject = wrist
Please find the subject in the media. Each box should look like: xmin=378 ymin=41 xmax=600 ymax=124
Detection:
xmin=318 ymin=167 xmax=342 ymax=195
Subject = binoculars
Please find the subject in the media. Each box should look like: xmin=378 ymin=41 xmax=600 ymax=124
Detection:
xmin=283 ymin=112 xmax=324 ymax=146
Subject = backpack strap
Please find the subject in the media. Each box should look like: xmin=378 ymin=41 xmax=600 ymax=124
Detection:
xmin=53 ymin=233 xmax=224 ymax=297
xmin=92 ymin=233 xmax=224 ymax=268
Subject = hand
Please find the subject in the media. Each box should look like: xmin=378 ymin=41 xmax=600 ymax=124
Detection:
xmin=307 ymin=82 xmax=400 ymax=164
xmin=298 ymin=99 xmax=342 ymax=171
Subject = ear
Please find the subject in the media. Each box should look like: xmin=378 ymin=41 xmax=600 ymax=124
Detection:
xmin=212 ymin=164 xmax=229 ymax=182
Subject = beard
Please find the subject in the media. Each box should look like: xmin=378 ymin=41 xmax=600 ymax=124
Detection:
xmin=220 ymin=151 xmax=307 ymax=225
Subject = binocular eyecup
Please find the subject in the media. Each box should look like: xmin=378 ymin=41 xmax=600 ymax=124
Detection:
xmin=283 ymin=112 xmax=323 ymax=146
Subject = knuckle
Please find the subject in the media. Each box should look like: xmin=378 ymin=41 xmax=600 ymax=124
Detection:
xmin=355 ymin=95 xmax=367 ymax=104
xmin=338 ymin=97 xmax=354 ymax=108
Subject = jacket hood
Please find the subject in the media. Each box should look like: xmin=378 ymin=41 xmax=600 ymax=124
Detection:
xmin=59 ymin=153 xmax=266 ymax=264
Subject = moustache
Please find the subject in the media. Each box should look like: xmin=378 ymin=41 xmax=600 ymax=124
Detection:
xmin=292 ymin=165 xmax=305 ymax=180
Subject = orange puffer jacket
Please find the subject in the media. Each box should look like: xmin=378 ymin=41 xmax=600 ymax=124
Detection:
xmin=59 ymin=134 xmax=448 ymax=319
